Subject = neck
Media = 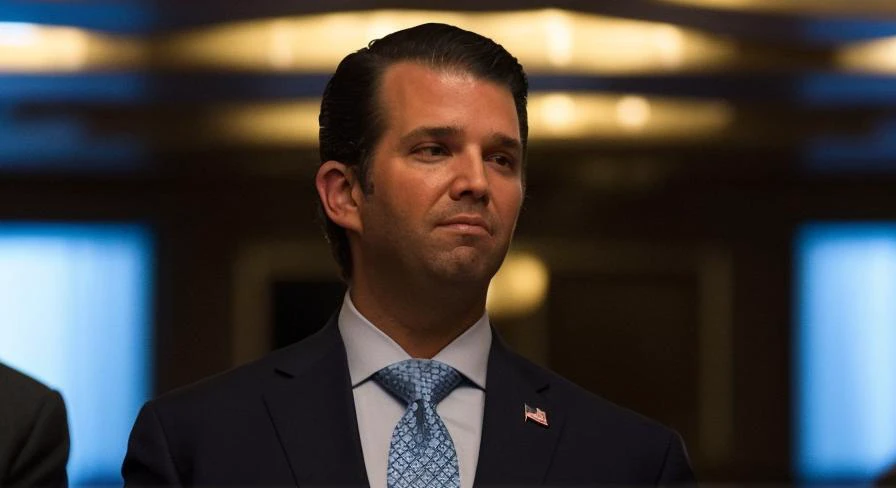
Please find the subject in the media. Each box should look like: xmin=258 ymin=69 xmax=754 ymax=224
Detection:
xmin=348 ymin=274 xmax=488 ymax=359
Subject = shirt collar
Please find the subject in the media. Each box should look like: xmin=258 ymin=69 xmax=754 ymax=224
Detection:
xmin=338 ymin=291 xmax=491 ymax=390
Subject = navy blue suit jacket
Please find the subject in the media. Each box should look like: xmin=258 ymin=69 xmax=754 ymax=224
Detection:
xmin=123 ymin=316 xmax=695 ymax=486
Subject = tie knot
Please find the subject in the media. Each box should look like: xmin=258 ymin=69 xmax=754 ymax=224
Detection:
xmin=374 ymin=359 xmax=463 ymax=405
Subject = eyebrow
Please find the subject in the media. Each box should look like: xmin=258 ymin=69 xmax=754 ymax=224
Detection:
xmin=488 ymin=133 xmax=524 ymax=154
xmin=398 ymin=126 xmax=522 ymax=154
xmin=398 ymin=126 xmax=461 ymax=147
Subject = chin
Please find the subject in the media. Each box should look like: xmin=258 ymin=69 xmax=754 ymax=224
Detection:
xmin=428 ymin=252 xmax=503 ymax=284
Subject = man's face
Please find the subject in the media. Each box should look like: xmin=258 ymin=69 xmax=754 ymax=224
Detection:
xmin=352 ymin=61 xmax=524 ymax=286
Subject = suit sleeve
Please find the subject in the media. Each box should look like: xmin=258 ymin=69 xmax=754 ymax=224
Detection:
xmin=655 ymin=430 xmax=697 ymax=485
xmin=7 ymin=390 xmax=69 ymax=487
xmin=122 ymin=402 xmax=182 ymax=487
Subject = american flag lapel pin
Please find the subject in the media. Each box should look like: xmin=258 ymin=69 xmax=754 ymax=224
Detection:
xmin=524 ymin=404 xmax=549 ymax=427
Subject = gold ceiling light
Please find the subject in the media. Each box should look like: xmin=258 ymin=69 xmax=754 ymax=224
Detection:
xmin=204 ymin=101 xmax=321 ymax=146
xmin=529 ymin=92 xmax=734 ymax=140
xmin=615 ymin=96 xmax=653 ymax=131
xmin=0 ymin=10 xmax=736 ymax=74
xmin=0 ymin=22 xmax=142 ymax=72
xmin=198 ymin=92 xmax=733 ymax=146
xmin=158 ymin=9 xmax=737 ymax=74
xmin=837 ymin=37 xmax=896 ymax=73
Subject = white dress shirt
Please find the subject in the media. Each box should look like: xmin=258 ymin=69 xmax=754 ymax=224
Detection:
xmin=338 ymin=292 xmax=491 ymax=488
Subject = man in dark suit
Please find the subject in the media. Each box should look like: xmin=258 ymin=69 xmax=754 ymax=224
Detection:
xmin=0 ymin=362 xmax=69 ymax=487
xmin=123 ymin=23 xmax=695 ymax=486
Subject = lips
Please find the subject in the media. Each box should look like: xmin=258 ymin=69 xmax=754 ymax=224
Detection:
xmin=438 ymin=214 xmax=492 ymax=234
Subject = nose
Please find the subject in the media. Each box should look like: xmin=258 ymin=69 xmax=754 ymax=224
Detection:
xmin=449 ymin=151 xmax=489 ymax=203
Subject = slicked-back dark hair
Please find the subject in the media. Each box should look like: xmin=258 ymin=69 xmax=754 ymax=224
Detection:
xmin=318 ymin=22 xmax=529 ymax=281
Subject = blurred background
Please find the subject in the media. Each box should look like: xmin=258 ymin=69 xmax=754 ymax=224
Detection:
xmin=2 ymin=0 xmax=896 ymax=485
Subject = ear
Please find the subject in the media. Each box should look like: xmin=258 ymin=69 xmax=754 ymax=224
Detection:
xmin=315 ymin=160 xmax=364 ymax=234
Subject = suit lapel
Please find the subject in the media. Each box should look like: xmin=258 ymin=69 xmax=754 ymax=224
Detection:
xmin=262 ymin=320 xmax=368 ymax=486
xmin=474 ymin=334 xmax=564 ymax=486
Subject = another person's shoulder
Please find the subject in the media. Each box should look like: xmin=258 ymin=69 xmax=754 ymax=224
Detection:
xmin=879 ymin=464 xmax=896 ymax=486
xmin=0 ymin=363 xmax=60 ymax=406
xmin=0 ymin=362 xmax=70 ymax=487
xmin=0 ymin=362 xmax=67 ymax=428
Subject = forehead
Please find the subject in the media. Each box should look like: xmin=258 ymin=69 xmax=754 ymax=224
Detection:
xmin=375 ymin=61 xmax=520 ymax=137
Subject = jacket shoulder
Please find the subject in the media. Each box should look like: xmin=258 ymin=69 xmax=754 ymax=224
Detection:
xmin=493 ymin=348 xmax=695 ymax=483
xmin=0 ymin=363 xmax=69 ymax=487
xmin=149 ymin=324 xmax=338 ymax=411
xmin=0 ymin=363 xmax=67 ymax=432
xmin=0 ymin=363 xmax=58 ymax=405
xmin=506 ymin=349 xmax=682 ymax=442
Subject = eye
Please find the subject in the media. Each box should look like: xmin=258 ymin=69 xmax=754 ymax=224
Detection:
xmin=412 ymin=145 xmax=450 ymax=161
xmin=487 ymin=153 xmax=516 ymax=169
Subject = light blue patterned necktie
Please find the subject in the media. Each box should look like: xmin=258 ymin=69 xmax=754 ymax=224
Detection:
xmin=373 ymin=359 xmax=463 ymax=488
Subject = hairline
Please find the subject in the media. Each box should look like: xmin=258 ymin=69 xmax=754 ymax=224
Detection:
xmin=359 ymin=59 xmax=526 ymax=193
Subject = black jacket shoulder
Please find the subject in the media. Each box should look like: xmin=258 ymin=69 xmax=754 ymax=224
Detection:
xmin=0 ymin=363 xmax=70 ymax=487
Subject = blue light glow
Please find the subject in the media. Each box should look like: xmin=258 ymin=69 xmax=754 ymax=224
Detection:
xmin=796 ymin=223 xmax=896 ymax=482
xmin=0 ymin=223 xmax=153 ymax=486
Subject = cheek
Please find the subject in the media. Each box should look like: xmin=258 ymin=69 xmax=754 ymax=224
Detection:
xmin=494 ymin=182 xmax=523 ymax=218
xmin=380 ymin=187 xmax=430 ymax=223
xmin=378 ymin=164 xmax=442 ymax=207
